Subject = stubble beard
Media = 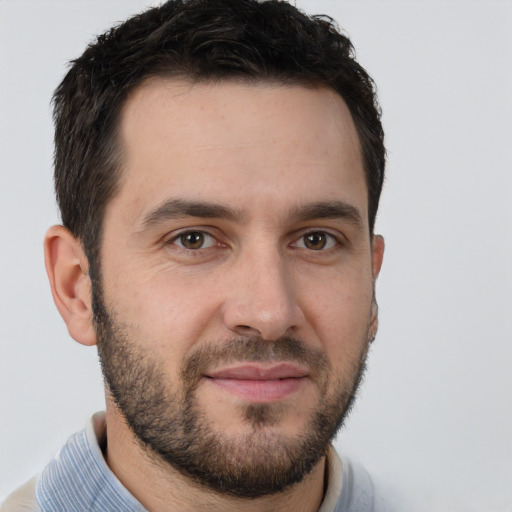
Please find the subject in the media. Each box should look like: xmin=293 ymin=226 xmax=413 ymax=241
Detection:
xmin=93 ymin=285 xmax=370 ymax=498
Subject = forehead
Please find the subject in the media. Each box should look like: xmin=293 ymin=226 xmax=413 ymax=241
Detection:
xmin=111 ymin=78 xmax=367 ymax=227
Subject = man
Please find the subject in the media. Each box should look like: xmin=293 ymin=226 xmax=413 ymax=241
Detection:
xmin=2 ymin=0 xmax=386 ymax=510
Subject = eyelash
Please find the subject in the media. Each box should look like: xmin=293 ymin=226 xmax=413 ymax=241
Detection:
xmin=170 ymin=231 xmax=219 ymax=250
xmin=292 ymin=231 xmax=339 ymax=251
xmin=167 ymin=229 xmax=342 ymax=252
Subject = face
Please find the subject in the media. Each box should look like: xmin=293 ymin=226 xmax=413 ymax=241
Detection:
xmin=94 ymin=79 xmax=383 ymax=497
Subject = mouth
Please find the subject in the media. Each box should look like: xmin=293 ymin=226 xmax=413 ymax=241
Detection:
xmin=203 ymin=363 xmax=309 ymax=403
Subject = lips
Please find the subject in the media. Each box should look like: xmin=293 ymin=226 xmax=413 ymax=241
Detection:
xmin=207 ymin=363 xmax=308 ymax=380
xmin=204 ymin=363 xmax=309 ymax=402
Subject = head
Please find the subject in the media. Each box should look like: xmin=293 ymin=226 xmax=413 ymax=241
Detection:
xmin=52 ymin=0 xmax=384 ymax=280
xmin=46 ymin=0 xmax=385 ymax=500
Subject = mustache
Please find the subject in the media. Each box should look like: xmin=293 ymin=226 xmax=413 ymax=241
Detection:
xmin=181 ymin=336 xmax=330 ymax=386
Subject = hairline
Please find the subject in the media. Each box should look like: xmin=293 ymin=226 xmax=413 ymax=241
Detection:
xmin=87 ymin=73 xmax=373 ymax=268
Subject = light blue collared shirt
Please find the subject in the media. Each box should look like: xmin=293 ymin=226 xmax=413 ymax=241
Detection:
xmin=2 ymin=412 xmax=383 ymax=512
xmin=36 ymin=413 xmax=146 ymax=512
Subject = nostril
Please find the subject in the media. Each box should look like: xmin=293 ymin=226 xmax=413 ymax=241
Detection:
xmin=235 ymin=325 xmax=261 ymax=336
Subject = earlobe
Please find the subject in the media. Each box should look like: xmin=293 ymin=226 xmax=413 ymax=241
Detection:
xmin=368 ymin=298 xmax=378 ymax=344
xmin=44 ymin=225 xmax=97 ymax=346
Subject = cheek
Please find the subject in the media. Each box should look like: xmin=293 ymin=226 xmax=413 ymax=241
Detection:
xmin=302 ymin=271 xmax=373 ymax=363
xmin=105 ymin=268 xmax=223 ymax=356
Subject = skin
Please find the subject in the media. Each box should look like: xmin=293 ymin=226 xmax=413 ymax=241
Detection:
xmin=45 ymin=79 xmax=384 ymax=512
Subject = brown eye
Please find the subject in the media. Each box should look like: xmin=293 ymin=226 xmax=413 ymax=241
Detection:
xmin=174 ymin=231 xmax=215 ymax=250
xmin=304 ymin=232 xmax=327 ymax=250
xmin=295 ymin=231 xmax=337 ymax=251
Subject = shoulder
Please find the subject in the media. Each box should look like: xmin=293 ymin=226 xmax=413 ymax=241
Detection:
xmin=334 ymin=455 xmax=374 ymax=512
xmin=9 ymin=414 xmax=147 ymax=512
xmin=327 ymin=449 xmax=395 ymax=512
xmin=1 ymin=476 xmax=39 ymax=512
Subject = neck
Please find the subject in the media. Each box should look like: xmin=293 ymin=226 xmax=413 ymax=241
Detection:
xmin=103 ymin=401 xmax=327 ymax=512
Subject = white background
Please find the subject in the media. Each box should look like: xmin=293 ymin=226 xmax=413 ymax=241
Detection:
xmin=1 ymin=1 xmax=511 ymax=510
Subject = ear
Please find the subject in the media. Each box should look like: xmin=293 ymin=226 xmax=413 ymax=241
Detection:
xmin=44 ymin=225 xmax=97 ymax=346
xmin=371 ymin=234 xmax=385 ymax=280
xmin=369 ymin=235 xmax=385 ymax=343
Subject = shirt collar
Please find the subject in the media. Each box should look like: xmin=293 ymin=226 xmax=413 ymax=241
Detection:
xmin=37 ymin=412 xmax=344 ymax=512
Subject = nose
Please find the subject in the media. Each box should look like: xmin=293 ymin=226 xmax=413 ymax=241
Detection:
xmin=221 ymin=245 xmax=305 ymax=341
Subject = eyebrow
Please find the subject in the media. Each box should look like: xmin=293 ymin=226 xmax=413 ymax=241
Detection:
xmin=140 ymin=198 xmax=245 ymax=229
xmin=139 ymin=198 xmax=363 ymax=231
xmin=291 ymin=200 xmax=363 ymax=227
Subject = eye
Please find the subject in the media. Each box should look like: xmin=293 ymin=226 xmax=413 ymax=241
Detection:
xmin=294 ymin=231 xmax=338 ymax=251
xmin=171 ymin=231 xmax=217 ymax=250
